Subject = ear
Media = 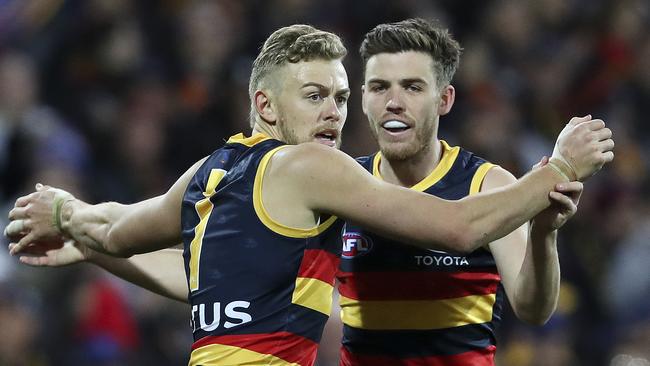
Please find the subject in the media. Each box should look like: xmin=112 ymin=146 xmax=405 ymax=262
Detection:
xmin=254 ymin=90 xmax=278 ymax=125
xmin=438 ymin=84 xmax=455 ymax=116
xmin=361 ymin=84 xmax=368 ymax=115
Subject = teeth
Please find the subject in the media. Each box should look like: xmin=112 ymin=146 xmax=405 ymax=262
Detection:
xmin=383 ymin=120 xmax=408 ymax=129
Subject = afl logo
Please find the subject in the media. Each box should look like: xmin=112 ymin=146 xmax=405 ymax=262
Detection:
xmin=342 ymin=227 xmax=373 ymax=258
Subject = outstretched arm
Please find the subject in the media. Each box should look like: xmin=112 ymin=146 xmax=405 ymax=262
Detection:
xmin=271 ymin=116 xmax=612 ymax=253
xmin=7 ymin=158 xmax=206 ymax=257
xmin=9 ymin=241 xmax=188 ymax=302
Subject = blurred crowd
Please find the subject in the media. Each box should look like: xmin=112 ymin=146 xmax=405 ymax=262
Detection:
xmin=0 ymin=0 xmax=648 ymax=365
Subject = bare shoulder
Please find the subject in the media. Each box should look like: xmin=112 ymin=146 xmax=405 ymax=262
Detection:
xmin=481 ymin=165 xmax=517 ymax=191
xmin=267 ymin=142 xmax=356 ymax=178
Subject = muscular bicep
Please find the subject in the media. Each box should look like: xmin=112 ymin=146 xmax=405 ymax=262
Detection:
xmin=272 ymin=144 xmax=463 ymax=251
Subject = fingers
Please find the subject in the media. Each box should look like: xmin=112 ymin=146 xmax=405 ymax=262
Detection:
xmin=19 ymin=255 xmax=51 ymax=267
xmin=568 ymin=115 xmax=592 ymax=126
xmin=594 ymin=128 xmax=612 ymax=141
xmin=602 ymin=150 xmax=615 ymax=163
xmin=584 ymin=119 xmax=606 ymax=131
xmin=598 ymin=138 xmax=615 ymax=152
xmin=15 ymin=192 xmax=37 ymax=207
xmin=5 ymin=219 xmax=28 ymax=237
xmin=549 ymin=191 xmax=578 ymax=212
xmin=9 ymin=243 xmax=40 ymax=256
xmin=556 ymin=181 xmax=583 ymax=203
xmin=556 ymin=181 xmax=583 ymax=193
xmin=9 ymin=232 xmax=36 ymax=255
xmin=8 ymin=206 xmax=27 ymax=220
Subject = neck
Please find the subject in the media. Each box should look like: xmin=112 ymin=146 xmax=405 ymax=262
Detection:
xmin=379 ymin=138 xmax=442 ymax=188
xmin=253 ymin=122 xmax=284 ymax=142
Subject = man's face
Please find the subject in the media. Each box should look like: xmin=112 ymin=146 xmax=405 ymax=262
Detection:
xmin=362 ymin=51 xmax=448 ymax=160
xmin=273 ymin=59 xmax=350 ymax=148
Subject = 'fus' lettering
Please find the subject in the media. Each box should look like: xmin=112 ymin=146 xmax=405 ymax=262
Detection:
xmin=191 ymin=300 xmax=252 ymax=332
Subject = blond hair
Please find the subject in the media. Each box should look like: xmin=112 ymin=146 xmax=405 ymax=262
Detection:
xmin=248 ymin=25 xmax=347 ymax=127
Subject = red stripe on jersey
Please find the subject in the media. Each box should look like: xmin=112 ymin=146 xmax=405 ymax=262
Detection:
xmin=340 ymin=345 xmax=496 ymax=366
xmin=192 ymin=332 xmax=318 ymax=364
xmin=338 ymin=270 xmax=500 ymax=301
xmin=297 ymin=249 xmax=340 ymax=285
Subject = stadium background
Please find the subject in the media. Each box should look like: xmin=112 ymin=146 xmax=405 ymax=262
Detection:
xmin=0 ymin=0 xmax=648 ymax=365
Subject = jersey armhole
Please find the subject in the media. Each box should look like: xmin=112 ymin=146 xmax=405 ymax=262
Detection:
xmin=253 ymin=146 xmax=338 ymax=238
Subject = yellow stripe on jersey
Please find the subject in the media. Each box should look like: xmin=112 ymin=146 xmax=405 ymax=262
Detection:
xmin=291 ymin=277 xmax=334 ymax=316
xmin=339 ymin=293 xmax=496 ymax=330
xmin=253 ymin=145 xmax=339 ymax=238
xmin=189 ymin=343 xmax=300 ymax=366
xmin=372 ymin=140 xmax=460 ymax=192
xmin=189 ymin=168 xmax=227 ymax=292
xmin=227 ymin=132 xmax=271 ymax=147
xmin=469 ymin=162 xmax=496 ymax=195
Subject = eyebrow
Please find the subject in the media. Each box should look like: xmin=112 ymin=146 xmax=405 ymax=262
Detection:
xmin=366 ymin=78 xmax=428 ymax=85
xmin=400 ymin=78 xmax=428 ymax=85
xmin=301 ymin=82 xmax=350 ymax=95
xmin=336 ymin=88 xmax=350 ymax=96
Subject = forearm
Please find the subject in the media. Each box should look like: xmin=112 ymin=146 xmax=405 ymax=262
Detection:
xmin=89 ymin=248 xmax=188 ymax=302
xmin=456 ymin=165 xmax=566 ymax=250
xmin=60 ymin=200 xmax=128 ymax=256
xmin=512 ymin=226 xmax=560 ymax=325
xmin=61 ymin=198 xmax=180 ymax=256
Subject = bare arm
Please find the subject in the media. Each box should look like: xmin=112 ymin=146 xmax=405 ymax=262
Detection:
xmin=8 ymin=158 xmax=207 ymax=257
xmin=269 ymin=119 xmax=611 ymax=253
xmin=485 ymin=165 xmax=578 ymax=325
xmin=495 ymin=174 xmax=582 ymax=325
xmin=90 ymin=248 xmax=188 ymax=302
xmin=10 ymin=240 xmax=189 ymax=302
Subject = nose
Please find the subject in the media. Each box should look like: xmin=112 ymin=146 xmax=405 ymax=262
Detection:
xmin=386 ymin=88 xmax=404 ymax=114
xmin=323 ymin=97 xmax=342 ymax=123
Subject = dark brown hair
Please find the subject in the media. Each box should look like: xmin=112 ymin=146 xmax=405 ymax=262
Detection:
xmin=360 ymin=18 xmax=461 ymax=87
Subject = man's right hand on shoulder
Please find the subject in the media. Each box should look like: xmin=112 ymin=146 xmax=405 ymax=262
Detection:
xmin=552 ymin=115 xmax=615 ymax=181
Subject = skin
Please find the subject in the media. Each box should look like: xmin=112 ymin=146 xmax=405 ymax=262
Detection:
xmin=8 ymin=53 xmax=601 ymax=326
xmin=361 ymin=50 xmax=583 ymax=324
xmin=6 ymin=57 xmax=612 ymax=266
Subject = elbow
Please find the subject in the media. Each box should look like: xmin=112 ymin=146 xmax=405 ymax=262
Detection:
xmin=443 ymin=229 xmax=475 ymax=255
xmin=447 ymin=204 xmax=489 ymax=253
xmin=517 ymin=312 xmax=553 ymax=326
xmin=445 ymin=224 xmax=484 ymax=254
xmin=513 ymin=305 xmax=556 ymax=326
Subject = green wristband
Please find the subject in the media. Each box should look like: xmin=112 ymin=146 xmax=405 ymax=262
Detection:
xmin=52 ymin=197 xmax=66 ymax=233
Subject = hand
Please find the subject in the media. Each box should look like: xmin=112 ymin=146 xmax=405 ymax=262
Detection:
xmin=531 ymin=181 xmax=583 ymax=233
xmin=552 ymin=115 xmax=614 ymax=181
xmin=8 ymin=239 xmax=92 ymax=267
xmin=5 ymin=184 xmax=76 ymax=255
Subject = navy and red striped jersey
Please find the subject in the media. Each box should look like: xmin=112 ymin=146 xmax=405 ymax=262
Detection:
xmin=181 ymin=133 xmax=343 ymax=366
xmin=339 ymin=140 xmax=503 ymax=366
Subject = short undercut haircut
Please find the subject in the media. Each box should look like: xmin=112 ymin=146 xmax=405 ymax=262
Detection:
xmin=360 ymin=18 xmax=461 ymax=87
xmin=248 ymin=25 xmax=347 ymax=127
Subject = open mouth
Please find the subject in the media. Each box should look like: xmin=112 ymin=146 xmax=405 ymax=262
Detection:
xmin=314 ymin=130 xmax=338 ymax=146
xmin=382 ymin=120 xmax=411 ymax=133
